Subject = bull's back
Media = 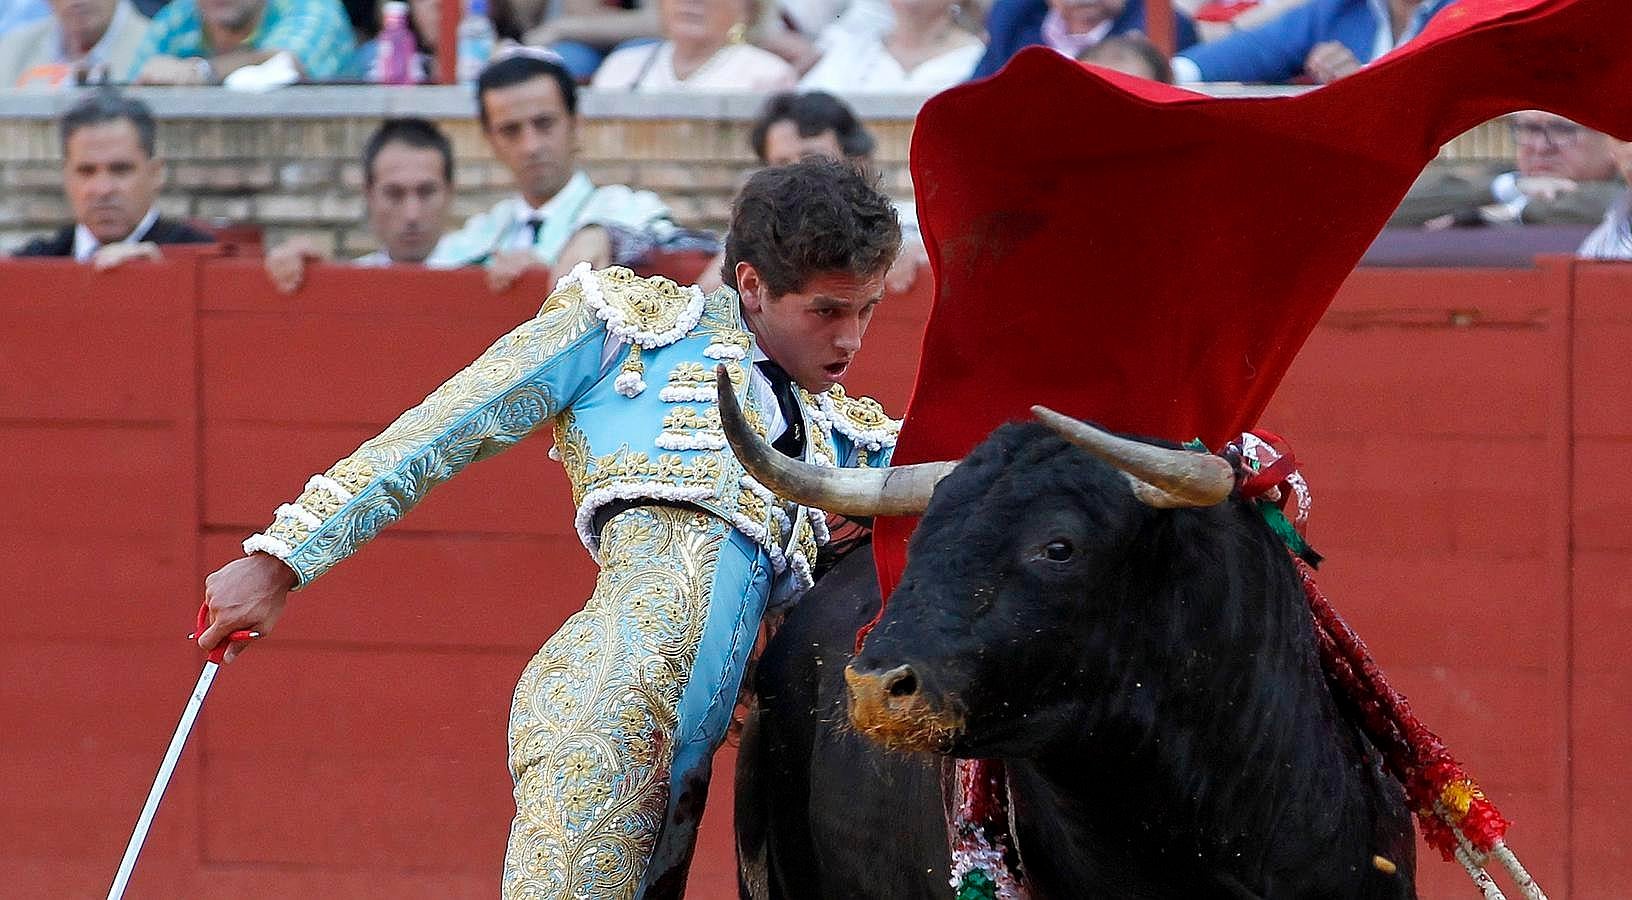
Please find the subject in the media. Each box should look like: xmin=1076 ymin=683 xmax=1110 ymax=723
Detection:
xmin=736 ymin=549 xmax=949 ymax=899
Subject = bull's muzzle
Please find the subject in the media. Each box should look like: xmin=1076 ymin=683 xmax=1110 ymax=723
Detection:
xmin=844 ymin=662 xmax=964 ymax=753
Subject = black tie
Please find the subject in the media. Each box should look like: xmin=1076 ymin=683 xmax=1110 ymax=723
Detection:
xmin=525 ymin=216 xmax=545 ymax=246
xmin=756 ymin=360 xmax=806 ymax=458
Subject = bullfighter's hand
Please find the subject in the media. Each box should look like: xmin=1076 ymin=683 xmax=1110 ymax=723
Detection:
xmin=486 ymin=249 xmax=542 ymax=293
xmin=1304 ymin=41 xmax=1361 ymax=84
xmin=91 ymin=242 xmax=162 ymax=270
xmin=201 ymin=552 xmax=296 ymax=663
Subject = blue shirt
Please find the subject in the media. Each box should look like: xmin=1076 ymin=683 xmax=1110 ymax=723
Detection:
xmin=971 ymin=0 xmax=1200 ymax=81
xmin=127 ymin=0 xmax=354 ymax=80
xmin=1175 ymin=0 xmax=1458 ymax=84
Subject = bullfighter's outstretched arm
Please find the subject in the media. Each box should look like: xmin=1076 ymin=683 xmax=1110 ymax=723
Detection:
xmin=244 ymin=279 xmax=610 ymax=588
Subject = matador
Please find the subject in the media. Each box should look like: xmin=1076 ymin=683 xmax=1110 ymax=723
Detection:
xmin=199 ymin=159 xmax=904 ymax=897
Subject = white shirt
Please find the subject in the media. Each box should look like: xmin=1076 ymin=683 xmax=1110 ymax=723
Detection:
xmin=591 ymin=42 xmax=796 ymax=93
xmin=72 ymin=205 xmax=158 ymax=262
xmin=800 ymin=36 xmax=984 ymax=94
xmin=428 ymin=170 xmax=672 ymax=268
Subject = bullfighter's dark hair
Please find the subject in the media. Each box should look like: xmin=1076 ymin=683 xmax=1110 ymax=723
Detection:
xmin=60 ymin=89 xmax=156 ymax=158
xmin=749 ymin=91 xmax=876 ymax=164
xmin=362 ymin=118 xmax=454 ymax=188
xmin=721 ymin=158 xmax=901 ymax=296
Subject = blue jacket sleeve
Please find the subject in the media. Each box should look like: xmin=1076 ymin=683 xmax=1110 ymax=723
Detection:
xmin=1175 ymin=1 xmax=1323 ymax=83
xmin=243 ymin=279 xmax=611 ymax=586
xmin=970 ymin=0 xmax=1045 ymax=80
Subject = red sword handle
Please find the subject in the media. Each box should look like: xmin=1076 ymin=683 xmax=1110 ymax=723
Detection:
xmin=193 ymin=602 xmax=259 ymax=664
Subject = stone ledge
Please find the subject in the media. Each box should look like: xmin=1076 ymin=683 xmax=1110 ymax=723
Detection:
xmin=0 ymin=83 xmax=1305 ymax=122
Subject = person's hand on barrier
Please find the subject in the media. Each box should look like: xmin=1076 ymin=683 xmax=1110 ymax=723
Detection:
xmin=92 ymin=242 xmax=162 ymax=270
xmin=556 ymin=226 xmax=612 ymax=274
xmin=1304 ymin=41 xmax=1361 ymax=84
xmin=264 ymin=236 xmax=330 ymax=294
xmin=135 ymin=54 xmax=212 ymax=85
xmin=200 ymin=552 xmax=296 ymax=663
xmin=1514 ymin=175 xmax=1578 ymax=203
xmin=487 ymin=249 xmax=544 ymax=293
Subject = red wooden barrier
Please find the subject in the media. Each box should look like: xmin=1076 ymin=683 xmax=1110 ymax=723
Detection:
xmin=0 ymin=254 xmax=1622 ymax=897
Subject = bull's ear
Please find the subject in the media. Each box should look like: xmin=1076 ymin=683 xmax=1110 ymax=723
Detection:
xmin=1031 ymin=406 xmax=1234 ymax=509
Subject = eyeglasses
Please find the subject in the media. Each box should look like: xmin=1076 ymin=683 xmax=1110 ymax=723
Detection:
xmin=1509 ymin=119 xmax=1587 ymax=149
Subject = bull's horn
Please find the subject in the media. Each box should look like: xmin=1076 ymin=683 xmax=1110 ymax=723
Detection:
xmin=1031 ymin=406 xmax=1234 ymax=509
xmin=715 ymin=366 xmax=957 ymax=516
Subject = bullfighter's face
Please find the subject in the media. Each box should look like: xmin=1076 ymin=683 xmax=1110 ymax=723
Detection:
xmin=736 ymin=263 xmax=886 ymax=394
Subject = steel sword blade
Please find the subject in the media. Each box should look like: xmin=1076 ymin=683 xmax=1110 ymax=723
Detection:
xmin=107 ymin=660 xmax=221 ymax=900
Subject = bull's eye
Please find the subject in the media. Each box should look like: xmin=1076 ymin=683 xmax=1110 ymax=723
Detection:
xmin=1042 ymin=540 xmax=1075 ymax=562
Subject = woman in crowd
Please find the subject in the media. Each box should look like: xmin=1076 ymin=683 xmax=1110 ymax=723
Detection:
xmin=592 ymin=0 xmax=796 ymax=90
xmin=798 ymin=0 xmax=983 ymax=93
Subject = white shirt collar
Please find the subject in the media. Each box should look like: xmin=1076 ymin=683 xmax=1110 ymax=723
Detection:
xmin=506 ymin=170 xmax=595 ymax=248
xmin=73 ymin=205 xmax=159 ymax=262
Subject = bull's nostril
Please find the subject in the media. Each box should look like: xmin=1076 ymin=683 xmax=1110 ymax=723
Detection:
xmin=883 ymin=666 xmax=918 ymax=698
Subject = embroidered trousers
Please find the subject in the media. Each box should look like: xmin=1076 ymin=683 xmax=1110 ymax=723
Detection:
xmin=502 ymin=505 xmax=773 ymax=899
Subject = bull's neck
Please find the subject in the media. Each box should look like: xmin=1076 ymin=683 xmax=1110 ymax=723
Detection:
xmin=1008 ymin=557 xmax=1388 ymax=895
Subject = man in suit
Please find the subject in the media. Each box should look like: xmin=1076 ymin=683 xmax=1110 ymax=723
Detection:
xmin=13 ymin=91 xmax=213 ymax=266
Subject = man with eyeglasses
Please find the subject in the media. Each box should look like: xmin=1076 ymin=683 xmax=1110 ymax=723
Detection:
xmin=1392 ymin=109 xmax=1622 ymax=228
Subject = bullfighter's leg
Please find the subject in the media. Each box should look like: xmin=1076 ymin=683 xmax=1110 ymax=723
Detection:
xmin=500 ymin=504 xmax=771 ymax=899
xmin=637 ymin=513 xmax=772 ymax=898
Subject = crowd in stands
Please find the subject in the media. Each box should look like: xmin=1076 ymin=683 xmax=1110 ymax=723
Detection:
xmin=3 ymin=0 xmax=1630 ymax=269
xmin=0 ymin=0 xmax=1545 ymax=91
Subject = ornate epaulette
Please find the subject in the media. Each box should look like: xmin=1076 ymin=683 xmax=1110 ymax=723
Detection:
xmin=553 ymin=262 xmax=706 ymax=398
xmin=816 ymin=384 xmax=901 ymax=454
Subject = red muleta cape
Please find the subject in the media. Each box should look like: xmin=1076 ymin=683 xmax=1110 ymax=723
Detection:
xmin=873 ymin=0 xmax=1632 ymax=597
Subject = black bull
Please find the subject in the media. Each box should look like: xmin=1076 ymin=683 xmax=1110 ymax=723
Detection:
xmin=731 ymin=419 xmax=1418 ymax=899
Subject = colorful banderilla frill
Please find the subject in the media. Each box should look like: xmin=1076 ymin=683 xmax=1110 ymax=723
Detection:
xmin=1246 ymin=431 xmax=1546 ymax=900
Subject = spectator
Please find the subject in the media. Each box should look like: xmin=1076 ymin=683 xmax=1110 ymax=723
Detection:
xmin=12 ymin=91 xmax=213 ymax=266
xmin=591 ymin=0 xmax=796 ymax=91
xmin=493 ymin=0 xmax=660 ymax=82
xmin=798 ymin=0 xmax=983 ymax=94
xmin=0 ymin=0 xmax=150 ymax=87
xmin=752 ymin=90 xmax=875 ymax=166
xmin=342 ymin=0 xmax=437 ymax=81
xmin=429 ymin=51 xmax=680 ymax=291
xmin=1075 ymin=32 xmax=1171 ymax=82
xmin=758 ymin=0 xmax=893 ymax=75
xmin=128 ymin=0 xmax=354 ymax=83
xmin=265 ymin=118 xmax=456 ymax=293
xmin=698 ymin=91 xmax=926 ymax=293
xmin=1171 ymin=0 xmax=1455 ymax=85
xmin=1578 ymin=139 xmax=1632 ymax=261
xmin=1392 ymin=112 xmax=1623 ymax=228
xmin=971 ymin=0 xmax=1199 ymax=81
xmin=0 ymin=0 xmax=50 ymax=35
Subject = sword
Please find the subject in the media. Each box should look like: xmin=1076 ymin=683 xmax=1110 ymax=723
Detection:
xmin=107 ymin=604 xmax=259 ymax=900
